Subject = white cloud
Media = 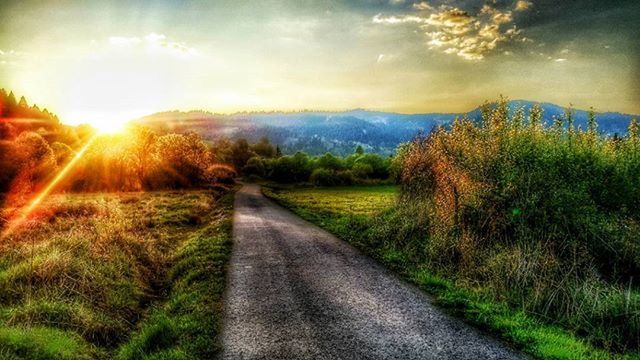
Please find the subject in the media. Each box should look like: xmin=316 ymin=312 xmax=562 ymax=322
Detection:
xmin=373 ymin=14 xmax=426 ymax=24
xmin=554 ymin=58 xmax=567 ymax=62
xmin=376 ymin=53 xmax=397 ymax=63
xmin=560 ymin=48 xmax=570 ymax=54
xmin=412 ymin=1 xmax=434 ymax=11
xmin=374 ymin=4 xmax=527 ymax=60
xmin=108 ymin=33 xmax=198 ymax=56
xmin=0 ymin=49 xmax=24 ymax=66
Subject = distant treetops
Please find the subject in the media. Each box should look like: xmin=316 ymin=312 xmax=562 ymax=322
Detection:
xmin=0 ymin=89 xmax=62 ymax=138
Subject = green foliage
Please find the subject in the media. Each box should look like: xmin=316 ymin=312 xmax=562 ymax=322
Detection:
xmin=315 ymin=152 xmax=343 ymax=171
xmin=251 ymin=137 xmax=276 ymax=158
xmin=396 ymin=98 xmax=640 ymax=353
xmin=241 ymin=141 xmax=393 ymax=185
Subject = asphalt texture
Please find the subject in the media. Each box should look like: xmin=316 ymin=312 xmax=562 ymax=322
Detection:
xmin=221 ymin=184 xmax=523 ymax=360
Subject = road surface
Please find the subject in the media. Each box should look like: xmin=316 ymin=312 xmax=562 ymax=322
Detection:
xmin=221 ymin=184 xmax=523 ymax=359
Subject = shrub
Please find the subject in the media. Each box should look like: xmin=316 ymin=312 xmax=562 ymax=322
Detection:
xmin=310 ymin=168 xmax=338 ymax=186
xmin=242 ymin=157 xmax=266 ymax=177
xmin=396 ymin=98 xmax=640 ymax=351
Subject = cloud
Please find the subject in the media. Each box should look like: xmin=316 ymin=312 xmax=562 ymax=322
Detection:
xmin=108 ymin=33 xmax=198 ymax=56
xmin=515 ymin=0 xmax=533 ymax=12
xmin=554 ymin=58 xmax=567 ymax=62
xmin=373 ymin=14 xmax=426 ymax=24
xmin=0 ymin=49 xmax=24 ymax=66
xmin=412 ymin=2 xmax=434 ymax=11
xmin=376 ymin=53 xmax=397 ymax=64
xmin=374 ymin=3 xmax=528 ymax=60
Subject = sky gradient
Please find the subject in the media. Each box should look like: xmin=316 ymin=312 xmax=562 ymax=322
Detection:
xmin=0 ymin=0 xmax=638 ymax=126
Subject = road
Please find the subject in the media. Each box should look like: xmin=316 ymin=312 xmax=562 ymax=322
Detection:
xmin=221 ymin=184 xmax=523 ymax=359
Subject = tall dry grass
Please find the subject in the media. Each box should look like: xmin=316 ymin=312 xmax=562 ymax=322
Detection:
xmin=395 ymin=98 xmax=640 ymax=351
xmin=0 ymin=190 xmax=223 ymax=358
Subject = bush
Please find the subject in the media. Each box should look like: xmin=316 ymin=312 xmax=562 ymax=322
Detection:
xmin=396 ymin=98 xmax=640 ymax=351
xmin=242 ymin=157 xmax=266 ymax=177
xmin=310 ymin=168 xmax=337 ymax=186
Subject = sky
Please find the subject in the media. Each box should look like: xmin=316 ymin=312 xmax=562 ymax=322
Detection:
xmin=0 ymin=0 xmax=638 ymax=127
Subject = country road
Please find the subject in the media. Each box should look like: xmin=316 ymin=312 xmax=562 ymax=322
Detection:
xmin=221 ymin=184 xmax=523 ymax=360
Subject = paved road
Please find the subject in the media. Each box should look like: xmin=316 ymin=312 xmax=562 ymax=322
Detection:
xmin=221 ymin=184 xmax=523 ymax=360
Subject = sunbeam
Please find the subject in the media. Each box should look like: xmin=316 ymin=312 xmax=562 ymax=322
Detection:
xmin=0 ymin=135 xmax=98 ymax=239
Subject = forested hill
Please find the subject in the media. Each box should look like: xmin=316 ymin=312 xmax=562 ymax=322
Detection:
xmin=137 ymin=101 xmax=639 ymax=155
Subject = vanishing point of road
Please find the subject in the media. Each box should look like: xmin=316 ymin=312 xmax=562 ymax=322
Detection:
xmin=221 ymin=184 xmax=523 ymax=360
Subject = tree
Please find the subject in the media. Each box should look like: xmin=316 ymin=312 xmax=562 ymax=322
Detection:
xmin=128 ymin=125 xmax=157 ymax=188
xmin=153 ymin=133 xmax=211 ymax=188
xmin=275 ymin=145 xmax=282 ymax=158
xmin=355 ymin=145 xmax=364 ymax=155
xmin=18 ymin=96 xmax=28 ymax=108
xmin=316 ymin=152 xmax=342 ymax=171
xmin=243 ymin=156 xmax=266 ymax=177
xmin=251 ymin=136 xmax=276 ymax=158
xmin=231 ymin=138 xmax=254 ymax=171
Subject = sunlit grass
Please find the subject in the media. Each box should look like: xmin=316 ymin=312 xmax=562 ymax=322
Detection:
xmin=0 ymin=189 xmax=231 ymax=359
xmin=263 ymin=185 xmax=397 ymax=217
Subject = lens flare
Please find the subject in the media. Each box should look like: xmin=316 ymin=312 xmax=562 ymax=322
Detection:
xmin=1 ymin=135 xmax=98 ymax=239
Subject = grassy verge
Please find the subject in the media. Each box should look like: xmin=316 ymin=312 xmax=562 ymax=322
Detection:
xmin=0 ymin=188 xmax=234 ymax=359
xmin=117 ymin=191 xmax=234 ymax=359
xmin=263 ymin=185 xmax=637 ymax=360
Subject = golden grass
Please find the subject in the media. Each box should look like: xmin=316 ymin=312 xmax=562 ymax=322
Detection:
xmin=0 ymin=189 xmax=227 ymax=358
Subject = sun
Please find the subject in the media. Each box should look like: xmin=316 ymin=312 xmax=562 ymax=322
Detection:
xmin=91 ymin=118 xmax=129 ymax=134
xmin=62 ymin=111 xmax=136 ymax=134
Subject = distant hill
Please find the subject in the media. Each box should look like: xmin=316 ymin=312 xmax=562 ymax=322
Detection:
xmin=137 ymin=101 xmax=639 ymax=155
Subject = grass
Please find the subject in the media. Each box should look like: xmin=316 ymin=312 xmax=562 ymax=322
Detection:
xmin=264 ymin=185 xmax=638 ymax=360
xmin=0 ymin=188 xmax=234 ymax=359
xmin=263 ymin=185 xmax=397 ymax=216
xmin=117 ymin=192 xmax=234 ymax=359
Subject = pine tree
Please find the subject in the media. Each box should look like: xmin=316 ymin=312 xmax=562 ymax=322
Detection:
xmin=18 ymin=96 xmax=28 ymax=108
xmin=355 ymin=145 xmax=364 ymax=155
xmin=7 ymin=91 xmax=17 ymax=107
xmin=275 ymin=145 xmax=282 ymax=158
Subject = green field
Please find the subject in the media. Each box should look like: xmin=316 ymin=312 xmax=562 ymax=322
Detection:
xmin=263 ymin=185 xmax=397 ymax=217
xmin=264 ymin=185 xmax=635 ymax=360
xmin=0 ymin=189 xmax=234 ymax=359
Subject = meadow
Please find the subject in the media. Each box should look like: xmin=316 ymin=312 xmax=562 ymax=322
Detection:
xmin=0 ymin=188 xmax=234 ymax=359
xmin=263 ymin=185 xmax=397 ymax=217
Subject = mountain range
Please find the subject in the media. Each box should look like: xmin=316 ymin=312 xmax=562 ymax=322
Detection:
xmin=137 ymin=100 xmax=639 ymax=155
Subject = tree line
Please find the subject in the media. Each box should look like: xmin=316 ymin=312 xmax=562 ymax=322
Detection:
xmin=215 ymin=136 xmax=398 ymax=185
